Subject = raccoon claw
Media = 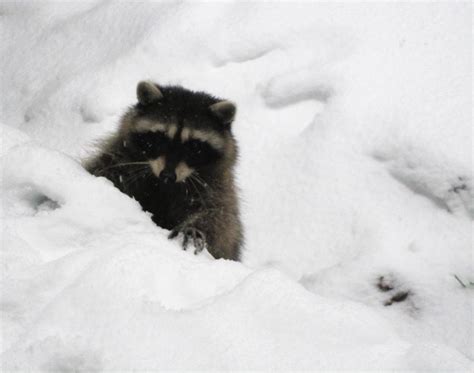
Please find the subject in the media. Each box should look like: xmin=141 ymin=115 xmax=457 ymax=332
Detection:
xmin=184 ymin=227 xmax=206 ymax=254
xmin=168 ymin=229 xmax=179 ymax=240
xmin=169 ymin=226 xmax=206 ymax=254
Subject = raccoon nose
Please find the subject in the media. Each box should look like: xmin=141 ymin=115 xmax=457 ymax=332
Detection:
xmin=160 ymin=170 xmax=176 ymax=184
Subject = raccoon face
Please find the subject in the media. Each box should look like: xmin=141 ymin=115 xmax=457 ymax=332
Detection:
xmin=123 ymin=81 xmax=236 ymax=184
xmin=129 ymin=127 xmax=223 ymax=183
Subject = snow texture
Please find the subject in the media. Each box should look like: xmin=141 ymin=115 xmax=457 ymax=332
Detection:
xmin=1 ymin=1 xmax=472 ymax=370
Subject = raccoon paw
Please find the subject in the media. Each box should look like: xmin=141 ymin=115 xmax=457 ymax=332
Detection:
xmin=183 ymin=227 xmax=207 ymax=254
xmin=169 ymin=226 xmax=206 ymax=254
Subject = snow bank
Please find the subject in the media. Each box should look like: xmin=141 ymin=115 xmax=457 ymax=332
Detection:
xmin=0 ymin=145 xmax=412 ymax=370
xmin=1 ymin=1 xmax=472 ymax=370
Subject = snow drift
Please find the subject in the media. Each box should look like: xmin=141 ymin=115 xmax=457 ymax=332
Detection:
xmin=1 ymin=1 xmax=472 ymax=370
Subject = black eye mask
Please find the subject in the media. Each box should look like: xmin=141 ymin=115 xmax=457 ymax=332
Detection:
xmin=131 ymin=131 xmax=169 ymax=158
xmin=184 ymin=140 xmax=222 ymax=167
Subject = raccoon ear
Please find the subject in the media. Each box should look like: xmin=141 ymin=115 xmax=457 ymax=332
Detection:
xmin=209 ymin=100 xmax=236 ymax=125
xmin=137 ymin=81 xmax=163 ymax=105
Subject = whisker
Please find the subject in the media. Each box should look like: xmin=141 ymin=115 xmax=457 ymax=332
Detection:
xmin=122 ymin=171 xmax=144 ymax=186
xmin=191 ymin=175 xmax=207 ymax=189
xmin=117 ymin=165 xmax=151 ymax=191
xmin=188 ymin=177 xmax=206 ymax=207
xmin=122 ymin=167 xmax=151 ymax=187
xmin=106 ymin=161 xmax=150 ymax=169
xmin=189 ymin=172 xmax=208 ymax=189
xmin=95 ymin=161 xmax=150 ymax=175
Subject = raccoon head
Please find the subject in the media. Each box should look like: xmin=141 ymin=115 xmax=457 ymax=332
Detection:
xmin=120 ymin=81 xmax=237 ymax=184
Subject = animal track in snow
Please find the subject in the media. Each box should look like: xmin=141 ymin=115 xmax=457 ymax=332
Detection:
xmin=376 ymin=275 xmax=411 ymax=307
xmin=373 ymin=148 xmax=473 ymax=219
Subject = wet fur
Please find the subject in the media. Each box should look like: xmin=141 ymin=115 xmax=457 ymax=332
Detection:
xmin=85 ymin=83 xmax=243 ymax=260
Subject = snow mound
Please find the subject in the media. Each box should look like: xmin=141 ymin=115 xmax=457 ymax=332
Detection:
xmin=0 ymin=145 xmax=412 ymax=370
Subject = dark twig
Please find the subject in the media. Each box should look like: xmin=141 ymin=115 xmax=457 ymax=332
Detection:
xmin=454 ymin=274 xmax=467 ymax=288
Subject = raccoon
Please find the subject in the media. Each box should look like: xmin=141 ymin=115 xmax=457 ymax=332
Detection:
xmin=85 ymin=81 xmax=243 ymax=260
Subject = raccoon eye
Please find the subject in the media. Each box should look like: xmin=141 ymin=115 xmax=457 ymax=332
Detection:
xmin=132 ymin=131 xmax=168 ymax=157
xmin=185 ymin=140 xmax=219 ymax=166
xmin=188 ymin=140 xmax=204 ymax=155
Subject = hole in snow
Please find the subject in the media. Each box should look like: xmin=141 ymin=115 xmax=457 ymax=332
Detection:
xmin=377 ymin=275 xmax=394 ymax=292
xmin=384 ymin=291 xmax=410 ymax=306
xmin=376 ymin=274 xmax=411 ymax=307
xmin=23 ymin=190 xmax=61 ymax=213
xmin=35 ymin=196 xmax=61 ymax=212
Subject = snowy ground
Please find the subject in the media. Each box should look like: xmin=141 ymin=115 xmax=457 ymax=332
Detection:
xmin=1 ymin=1 xmax=473 ymax=370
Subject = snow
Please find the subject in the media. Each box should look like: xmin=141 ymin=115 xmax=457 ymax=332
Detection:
xmin=1 ymin=1 xmax=472 ymax=370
